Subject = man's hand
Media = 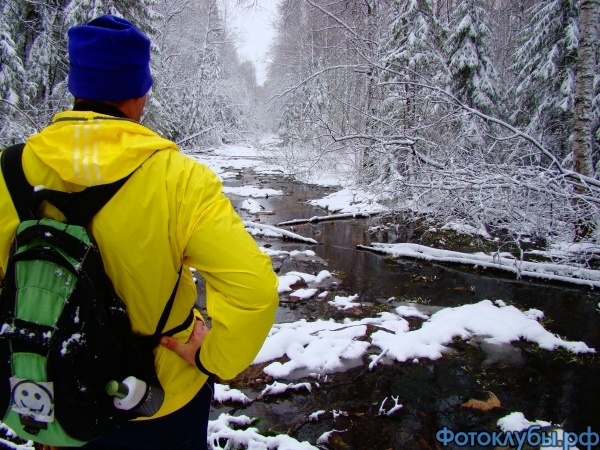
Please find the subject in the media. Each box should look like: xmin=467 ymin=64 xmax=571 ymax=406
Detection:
xmin=160 ymin=320 xmax=209 ymax=367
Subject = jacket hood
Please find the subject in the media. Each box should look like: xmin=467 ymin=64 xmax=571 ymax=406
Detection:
xmin=26 ymin=110 xmax=178 ymax=186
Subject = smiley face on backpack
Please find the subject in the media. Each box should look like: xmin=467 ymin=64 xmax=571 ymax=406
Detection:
xmin=10 ymin=378 xmax=54 ymax=422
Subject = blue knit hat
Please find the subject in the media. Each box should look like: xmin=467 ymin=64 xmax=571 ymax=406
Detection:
xmin=68 ymin=15 xmax=153 ymax=101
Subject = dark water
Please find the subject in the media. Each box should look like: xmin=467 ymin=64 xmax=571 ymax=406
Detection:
xmin=212 ymin=170 xmax=600 ymax=449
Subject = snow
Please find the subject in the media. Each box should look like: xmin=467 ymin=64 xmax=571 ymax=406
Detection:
xmin=208 ymin=414 xmax=318 ymax=450
xmin=223 ymin=186 xmax=283 ymax=199
xmin=370 ymin=300 xmax=594 ymax=368
xmin=497 ymin=412 xmax=552 ymax=432
xmin=277 ymin=274 xmax=303 ymax=294
xmin=276 ymin=270 xmax=333 ymax=295
xmin=394 ymin=304 xmax=429 ymax=320
xmin=328 ymin=293 xmax=362 ymax=310
xmin=240 ymin=199 xmax=272 ymax=214
xmin=60 ymin=333 xmax=83 ymax=356
xmin=197 ymin=146 xmax=600 ymax=289
xmin=252 ymin=297 xmax=593 ymax=380
xmin=0 ymin=424 xmax=32 ymax=450
xmin=308 ymin=188 xmax=386 ymax=214
xmin=440 ymin=221 xmax=491 ymax=239
xmin=290 ymin=250 xmax=316 ymax=259
xmin=316 ymin=430 xmax=338 ymax=445
xmin=0 ymin=439 xmax=32 ymax=450
xmin=208 ymin=147 xmax=600 ymax=289
xmin=213 ymin=384 xmax=250 ymax=404
xmin=276 ymin=271 xmax=334 ymax=299
xmin=253 ymin=318 xmax=371 ymax=378
xmin=290 ymin=288 xmax=318 ymax=300
xmin=308 ymin=410 xmax=326 ymax=421
xmin=192 ymin=145 xmax=274 ymax=177
xmin=496 ymin=412 xmax=580 ymax=450
xmin=260 ymin=381 xmax=311 ymax=396
xmin=0 ymin=324 xmax=15 ymax=335
xmin=286 ymin=270 xmax=332 ymax=285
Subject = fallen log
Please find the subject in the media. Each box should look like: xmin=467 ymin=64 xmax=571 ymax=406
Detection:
xmin=278 ymin=212 xmax=378 ymax=226
xmin=243 ymin=221 xmax=319 ymax=244
xmin=358 ymin=242 xmax=600 ymax=288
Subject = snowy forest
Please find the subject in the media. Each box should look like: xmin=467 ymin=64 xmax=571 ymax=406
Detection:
xmin=1 ymin=0 xmax=599 ymax=264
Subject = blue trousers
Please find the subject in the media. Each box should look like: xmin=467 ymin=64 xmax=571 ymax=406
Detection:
xmin=81 ymin=379 xmax=214 ymax=449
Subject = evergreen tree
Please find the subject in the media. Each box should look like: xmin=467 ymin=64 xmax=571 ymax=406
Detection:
xmin=25 ymin=3 xmax=69 ymax=109
xmin=512 ymin=0 xmax=579 ymax=160
xmin=446 ymin=0 xmax=500 ymax=116
xmin=0 ymin=1 xmax=35 ymax=141
xmin=382 ymin=0 xmax=447 ymax=87
xmin=380 ymin=0 xmax=448 ymax=139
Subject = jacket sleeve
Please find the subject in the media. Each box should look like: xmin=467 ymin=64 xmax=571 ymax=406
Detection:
xmin=179 ymin=159 xmax=279 ymax=380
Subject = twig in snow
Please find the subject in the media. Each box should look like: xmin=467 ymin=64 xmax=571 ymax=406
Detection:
xmin=378 ymin=396 xmax=403 ymax=416
xmin=369 ymin=349 xmax=389 ymax=370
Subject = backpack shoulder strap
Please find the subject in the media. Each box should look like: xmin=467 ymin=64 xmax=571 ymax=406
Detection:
xmin=1 ymin=143 xmax=129 ymax=226
xmin=1 ymin=143 xmax=33 ymax=221
xmin=137 ymin=265 xmax=189 ymax=350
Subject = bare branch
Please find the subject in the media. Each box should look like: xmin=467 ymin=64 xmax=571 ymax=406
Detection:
xmin=0 ymin=100 xmax=41 ymax=132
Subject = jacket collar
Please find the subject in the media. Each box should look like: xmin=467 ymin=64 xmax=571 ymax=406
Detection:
xmin=73 ymin=100 xmax=128 ymax=119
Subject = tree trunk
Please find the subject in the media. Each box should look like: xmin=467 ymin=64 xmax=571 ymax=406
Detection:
xmin=572 ymin=0 xmax=599 ymax=240
xmin=362 ymin=0 xmax=378 ymax=174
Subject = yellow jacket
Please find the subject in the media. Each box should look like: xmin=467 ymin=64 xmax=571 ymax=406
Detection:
xmin=0 ymin=109 xmax=279 ymax=418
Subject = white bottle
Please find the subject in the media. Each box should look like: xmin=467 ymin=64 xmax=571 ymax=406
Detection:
xmin=106 ymin=376 xmax=148 ymax=411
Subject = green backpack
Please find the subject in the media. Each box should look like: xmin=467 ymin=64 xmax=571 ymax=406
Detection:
xmin=0 ymin=144 xmax=188 ymax=446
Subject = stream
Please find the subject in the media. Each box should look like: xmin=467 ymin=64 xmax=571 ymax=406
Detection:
xmin=207 ymin=168 xmax=600 ymax=450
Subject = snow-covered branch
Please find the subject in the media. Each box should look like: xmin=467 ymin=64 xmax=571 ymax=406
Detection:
xmin=0 ymin=99 xmax=41 ymax=132
xmin=377 ymin=78 xmax=600 ymax=191
xmin=274 ymin=65 xmax=366 ymax=100
xmin=304 ymin=0 xmax=364 ymax=41
xmin=176 ymin=126 xmax=216 ymax=146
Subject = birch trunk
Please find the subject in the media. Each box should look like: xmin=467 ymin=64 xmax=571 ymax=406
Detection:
xmin=572 ymin=0 xmax=599 ymax=239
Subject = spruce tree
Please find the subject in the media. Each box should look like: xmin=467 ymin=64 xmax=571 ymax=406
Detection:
xmin=512 ymin=0 xmax=579 ymax=160
xmin=0 ymin=1 xmax=34 ymax=142
xmin=446 ymin=0 xmax=500 ymax=116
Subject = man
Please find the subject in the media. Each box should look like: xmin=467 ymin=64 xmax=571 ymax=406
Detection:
xmin=0 ymin=14 xmax=279 ymax=449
